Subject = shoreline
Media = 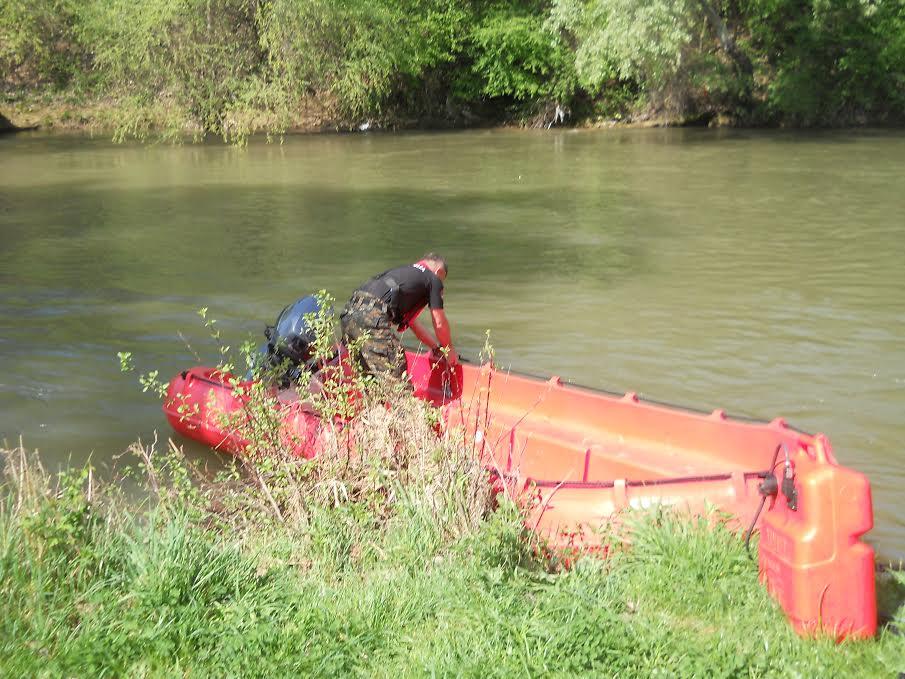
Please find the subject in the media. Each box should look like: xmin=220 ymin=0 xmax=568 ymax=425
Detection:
xmin=5 ymin=92 xmax=902 ymax=142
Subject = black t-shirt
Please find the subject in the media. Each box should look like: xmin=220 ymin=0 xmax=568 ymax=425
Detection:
xmin=360 ymin=263 xmax=444 ymax=328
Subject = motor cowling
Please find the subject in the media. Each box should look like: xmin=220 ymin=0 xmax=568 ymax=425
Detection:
xmin=255 ymin=295 xmax=325 ymax=385
xmin=267 ymin=295 xmax=322 ymax=364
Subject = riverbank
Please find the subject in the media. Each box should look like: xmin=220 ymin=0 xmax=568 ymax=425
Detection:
xmin=4 ymin=95 xmax=890 ymax=146
xmin=0 ymin=90 xmax=699 ymax=141
xmin=1 ymin=91 xmax=340 ymax=139
xmin=2 ymin=436 xmax=903 ymax=675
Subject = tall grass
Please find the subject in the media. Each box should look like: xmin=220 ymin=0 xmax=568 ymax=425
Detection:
xmin=1 ymin=434 xmax=903 ymax=677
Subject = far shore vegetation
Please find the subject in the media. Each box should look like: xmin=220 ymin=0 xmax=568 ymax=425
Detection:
xmin=2 ymin=0 xmax=905 ymax=142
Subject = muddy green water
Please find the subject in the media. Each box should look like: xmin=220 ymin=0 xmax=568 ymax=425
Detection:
xmin=1 ymin=128 xmax=903 ymax=561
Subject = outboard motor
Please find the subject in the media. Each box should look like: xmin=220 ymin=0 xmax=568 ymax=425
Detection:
xmin=251 ymin=295 xmax=326 ymax=386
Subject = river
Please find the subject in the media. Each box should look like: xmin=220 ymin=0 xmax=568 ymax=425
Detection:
xmin=1 ymin=128 xmax=903 ymax=562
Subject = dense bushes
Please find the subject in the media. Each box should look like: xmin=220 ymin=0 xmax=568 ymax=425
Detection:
xmin=0 ymin=0 xmax=88 ymax=87
xmin=464 ymin=9 xmax=574 ymax=102
xmin=1 ymin=0 xmax=903 ymax=137
xmin=745 ymin=0 xmax=902 ymax=124
xmin=261 ymin=0 xmax=452 ymax=116
xmin=80 ymin=0 xmax=265 ymax=140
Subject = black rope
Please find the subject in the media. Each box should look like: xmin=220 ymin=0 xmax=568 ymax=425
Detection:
xmin=745 ymin=495 xmax=769 ymax=559
xmin=745 ymin=444 xmax=783 ymax=560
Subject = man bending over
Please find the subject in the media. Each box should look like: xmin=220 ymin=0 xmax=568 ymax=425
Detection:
xmin=340 ymin=253 xmax=458 ymax=384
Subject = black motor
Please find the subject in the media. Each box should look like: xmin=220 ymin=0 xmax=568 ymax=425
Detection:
xmin=252 ymin=295 xmax=325 ymax=385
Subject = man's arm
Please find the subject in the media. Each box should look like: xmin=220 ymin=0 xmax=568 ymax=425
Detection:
xmin=430 ymin=308 xmax=458 ymax=365
xmin=409 ymin=318 xmax=437 ymax=349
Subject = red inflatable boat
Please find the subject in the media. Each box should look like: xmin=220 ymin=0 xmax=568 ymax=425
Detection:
xmin=164 ymin=350 xmax=876 ymax=639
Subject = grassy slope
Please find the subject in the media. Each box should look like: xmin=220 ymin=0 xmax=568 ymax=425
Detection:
xmin=1 ymin=452 xmax=902 ymax=678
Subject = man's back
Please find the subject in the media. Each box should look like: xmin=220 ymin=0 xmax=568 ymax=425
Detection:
xmin=359 ymin=262 xmax=444 ymax=328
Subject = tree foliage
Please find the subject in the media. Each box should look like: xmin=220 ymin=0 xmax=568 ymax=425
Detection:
xmin=1 ymin=0 xmax=903 ymax=137
xmin=465 ymin=8 xmax=575 ymax=102
xmin=76 ymin=0 xmax=264 ymax=140
xmin=746 ymin=0 xmax=905 ymax=123
xmin=259 ymin=0 xmax=468 ymax=120
xmin=0 ymin=0 xmax=88 ymax=86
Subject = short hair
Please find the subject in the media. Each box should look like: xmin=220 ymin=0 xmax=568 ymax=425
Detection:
xmin=422 ymin=252 xmax=448 ymax=276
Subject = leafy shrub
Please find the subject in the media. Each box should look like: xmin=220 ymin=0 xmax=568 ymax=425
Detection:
xmin=259 ymin=0 xmax=468 ymax=121
xmin=548 ymin=0 xmax=758 ymax=119
xmin=77 ymin=0 xmax=264 ymax=140
xmin=0 ymin=0 xmax=88 ymax=87
xmin=745 ymin=0 xmax=899 ymax=124
xmin=465 ymin=9 xmax=575 ymax=103
xmin=877 ymin=0 xmax=905 ymax=114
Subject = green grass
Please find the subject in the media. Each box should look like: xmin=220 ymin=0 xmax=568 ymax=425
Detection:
xmin=1 ymin=442 xmax=903 ymax=678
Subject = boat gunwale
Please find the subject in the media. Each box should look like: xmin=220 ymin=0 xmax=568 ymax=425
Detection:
xmin=172 ymin=354 xmax=817 ymax=445
xmin=481 ymin=361 xmax=814 ymax=436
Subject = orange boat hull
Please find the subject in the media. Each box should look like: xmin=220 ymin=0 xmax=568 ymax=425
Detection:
xmin=164 ymin=350 xmax=876 ymax=639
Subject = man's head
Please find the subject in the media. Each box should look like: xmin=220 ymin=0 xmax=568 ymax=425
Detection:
xmin=421 ymin=252 xmax=448 ymax=281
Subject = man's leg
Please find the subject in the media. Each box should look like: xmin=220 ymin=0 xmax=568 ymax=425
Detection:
xmin=341 ymin=306 xmax=408 ymax=385
xmin=359 ymin=328 xmax=407 ymax=383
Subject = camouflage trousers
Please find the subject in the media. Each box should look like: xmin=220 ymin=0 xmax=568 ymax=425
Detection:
xmin=340 ymin=291 xmax=409 ymax=385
